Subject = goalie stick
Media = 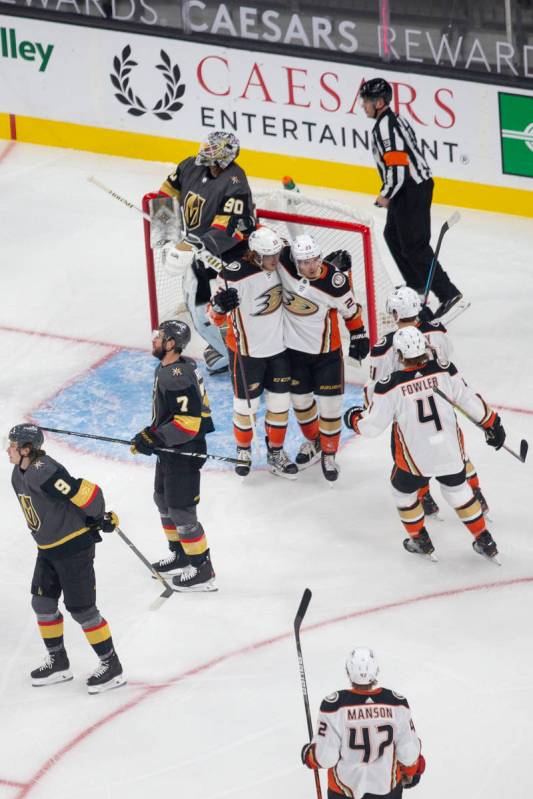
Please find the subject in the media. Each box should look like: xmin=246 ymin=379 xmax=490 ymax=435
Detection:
xmin=38 ymin=425 xmax=242 ymax=465
xmin=433 ymin=388 xmax=528 ymax=463
xmin=294 ymin=589 xmax=323 ymax=799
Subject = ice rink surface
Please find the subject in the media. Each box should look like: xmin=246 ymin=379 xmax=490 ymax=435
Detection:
xmin=1 ymin=140 xmax=532 ymax=799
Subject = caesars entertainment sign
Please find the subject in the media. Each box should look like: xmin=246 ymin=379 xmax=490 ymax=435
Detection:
xmin=1 ymin=16 xmax=532 ymax=189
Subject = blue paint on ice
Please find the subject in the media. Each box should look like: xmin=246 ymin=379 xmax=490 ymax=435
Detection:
xmin=32 ymin=349 xmax=364 ymax=470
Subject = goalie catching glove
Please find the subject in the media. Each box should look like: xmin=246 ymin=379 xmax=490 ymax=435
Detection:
xmin=130 ymin=427 xmax=160 ymax=456
xmin=211 ymin=287 xmax=240 ymax=314
xmin=160 ymin=240 xmax=194 ymax=275
xmin=349 ymin=330 xmax=370 ymax=361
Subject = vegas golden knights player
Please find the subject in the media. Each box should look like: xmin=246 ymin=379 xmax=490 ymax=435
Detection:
xmin=130 ymin=320 xmax=217 ymax=591
xmin=159 ymin=131 xmax=253 ymax=375
xmin=8 ymin=424 xmax=125 ymax=693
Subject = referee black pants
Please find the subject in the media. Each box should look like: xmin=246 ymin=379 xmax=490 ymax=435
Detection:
xmin=384 ymin=177 xmax=459 ymax=303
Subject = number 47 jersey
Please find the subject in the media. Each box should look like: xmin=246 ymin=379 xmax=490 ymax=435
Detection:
xmin=309 ymin=687 xmax=420 ymax=798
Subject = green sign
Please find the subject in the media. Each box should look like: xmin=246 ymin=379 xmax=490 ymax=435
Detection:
xmin=498 ymin=92 xmax=533 ymax=179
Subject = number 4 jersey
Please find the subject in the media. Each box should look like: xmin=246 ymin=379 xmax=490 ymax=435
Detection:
xmin=307 ymin=687 xmax=420 ymax=798
xmin=356 ymin=359 xmax=496 ymax=477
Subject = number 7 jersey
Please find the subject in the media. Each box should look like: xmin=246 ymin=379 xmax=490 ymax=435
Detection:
xmin=309 ymin=687 xmax=420 ymax=798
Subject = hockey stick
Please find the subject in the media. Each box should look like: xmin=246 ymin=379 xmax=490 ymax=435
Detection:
xmin=185 ymin=234 xmax=261 ymax=458
xmin=38 ymin=426 xmax=242 ymax=465
xmin=433 ymin=388 xmax=528 ymax=463
xmin=294 ymin=588 xmax=323 ymax=799
xmin=422 ymin=211 xmax=461 ymax=306
xmin=114 ymin=527 xmax=174 ymax=610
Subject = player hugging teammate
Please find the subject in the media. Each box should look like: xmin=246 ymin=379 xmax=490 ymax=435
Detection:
xmin=209 ymin=227 xmax=370 ymax=482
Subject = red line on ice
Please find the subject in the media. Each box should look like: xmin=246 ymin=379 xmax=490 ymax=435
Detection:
xmin=10 ymin=575 xmax=533 ymax=797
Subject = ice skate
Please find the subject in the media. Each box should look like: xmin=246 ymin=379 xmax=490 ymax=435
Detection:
xmin=472 ymin=531 xmax=500 ymax=565
xmin=266 ymin=440 xmax=298 ymax=480
xmin=151 ymin=548 xmax=189 ymax=578
xmin=31 ymin=650 xmax=73 ymax=687
xmin=235 ymin=446 xmax=252 ymax=478
xmin=435 ymin=294 xmax=471 ymax=325
xmin=295 ymin=438 xmax=321 ymax=470
xmin=321 ymin=452 xmax=339 ymax=483
xmin=87 ymin=651 xmax=126 ymax=694
xmin=403 ymin=529 xmax=437 ymax=561
xmin=172 ymin=557 xmax=218 ymax=592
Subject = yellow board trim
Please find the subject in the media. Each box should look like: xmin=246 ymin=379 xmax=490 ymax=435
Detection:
xmin=2 ymin=114 xmax=531 ymax=217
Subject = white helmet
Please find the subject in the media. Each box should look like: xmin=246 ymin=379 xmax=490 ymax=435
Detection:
xmin=393 ymin=326 xmax=427 ymax=359
xmin=248 ymin=226 xmax=283 ymax=257
xmin=291 ymin=234 xmax=321 ymax=262
xmin=346 ymin=647 xmax=379 ymax=685
xmin=386 ymin=286 xmax=422 ymax=320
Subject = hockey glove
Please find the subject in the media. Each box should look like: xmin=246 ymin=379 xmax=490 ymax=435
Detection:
xmin=226 ymin=214 xmax=256 ymax=237
xmin=417 ymin=304 xmax=435 ymax=323
xmin=301 ymin=743 xmax=319 ymax=769
xmin=130 ymin=427 xmax=159 ymax=456
xmin=324 ymin=249 xmax=352 ymax=272
xmin=211 ymin=287 xmax=240 ymax=314
xmin=344 ymin=406 xmax=364 ymax=432
xmin=99 ymin=511 xmax=119 ymax=533
xmin=349 ymin=330 xmax=370 ymax=361
xmin=483 ymin=413 xmax=506 ymax=450
xmin=402 ymin=753 xmax=426 ymax=789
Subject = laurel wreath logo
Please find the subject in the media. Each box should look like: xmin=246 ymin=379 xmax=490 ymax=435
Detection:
xmin=110 ymin=46 xmax=185 ymax=120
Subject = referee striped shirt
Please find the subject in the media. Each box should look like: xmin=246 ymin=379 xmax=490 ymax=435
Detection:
xmin=372 ymin=108 xmax=432 ymax=199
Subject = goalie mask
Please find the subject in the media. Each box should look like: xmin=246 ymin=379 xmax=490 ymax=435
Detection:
xmin=8 ymin=423 xmax=44 ymax=451
xmin=386 ymin=286 xmax=422 ymax=321
xmin=393 ymin=326 xmax=427 ymax=359
xmin=195 ymin=131 xmax=240 ymax=169
xmin=346 ymin=647 xmax=379 ymax=686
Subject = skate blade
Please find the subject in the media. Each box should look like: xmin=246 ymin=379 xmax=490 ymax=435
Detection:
xmin=296 ymin=454 xmax=322 ymax=471
xmin=438 ymin=300 xmax=471 ymax=326
xmin=87 ymin=675 xmax=127 ymax=695
xmin=426 ymin=512 xmax=444 ymax=522
xmin=172 ymin=579 xmax=218 ymax=593
xmin=32 ymin=671 xmax=73 ymax=687
xmin=269 ymin=468 xmax=298 ymax=481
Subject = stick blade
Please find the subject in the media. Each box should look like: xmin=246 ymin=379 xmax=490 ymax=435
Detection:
xmin=447 ymin=210 xmax=461 ymax=228
xmin=520 ymin=439 xmax=528 ymax=462
xmin=294 ymin=588 xmax=312 ymax=631
xmin=149 ymin=587 xmax=174 ymax=611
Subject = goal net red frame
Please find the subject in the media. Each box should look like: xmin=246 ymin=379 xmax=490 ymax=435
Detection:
xmin=142 ymin=190 xmax=394 ymax=347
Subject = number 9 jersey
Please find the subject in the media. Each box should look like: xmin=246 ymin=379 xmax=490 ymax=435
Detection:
xmin=307 ymin=687 xmax=420 ymax=798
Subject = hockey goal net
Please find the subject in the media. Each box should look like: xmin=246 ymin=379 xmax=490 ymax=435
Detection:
xmin=142 ymin=190 xmax=395 ymax=345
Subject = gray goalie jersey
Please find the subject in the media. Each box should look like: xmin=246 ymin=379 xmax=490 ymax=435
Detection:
xmin=11 ymin=454 xmax=105 ymax=552
xmin=160 ymin=156 xmax=253 ymax=256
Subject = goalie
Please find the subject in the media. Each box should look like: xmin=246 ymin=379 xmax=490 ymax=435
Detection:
xmin=156 ymin=131 xmax=254 ymax=376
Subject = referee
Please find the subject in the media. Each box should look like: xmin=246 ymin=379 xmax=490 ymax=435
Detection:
xmin=361 ymin=78 xmax=462 ymax=320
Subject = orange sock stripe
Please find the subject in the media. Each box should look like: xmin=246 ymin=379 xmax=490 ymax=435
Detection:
xmin=404 ymin=519 xmax=425 ymax=534
xmin=465 ymin=516 xmax=487 ymax=536
xmin=299 ymin=419 xmax=320 ymax=441
xmin=320 ymin=432 xmax=340 ymax=454
xmin=234 ymin=425 xmax=253 ymax=446
xmin=417 ymin=484 xmax=430 ymax=499
xmin=265 ymin=423 xmax=287 ymax=448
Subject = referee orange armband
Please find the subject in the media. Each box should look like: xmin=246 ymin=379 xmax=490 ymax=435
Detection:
xmin=383 ymin=151 xmax=409 ymax=167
